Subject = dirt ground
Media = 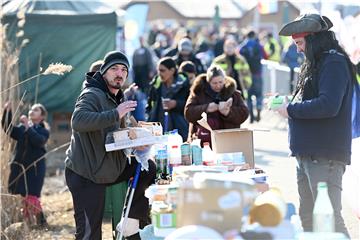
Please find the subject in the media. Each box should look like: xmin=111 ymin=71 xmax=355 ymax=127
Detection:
xmin=2 ymin=173 xmax=114 ymax=240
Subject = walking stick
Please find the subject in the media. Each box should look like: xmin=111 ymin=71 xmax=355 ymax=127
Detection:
xmin=116 ymin=162 xmax=142 ymax=240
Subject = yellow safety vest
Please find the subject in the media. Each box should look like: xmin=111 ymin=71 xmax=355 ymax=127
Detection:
xmin=213 ymin=55 xmax=252 ymax=89
xmin=265 ymin=38 xmax=281 ymax=62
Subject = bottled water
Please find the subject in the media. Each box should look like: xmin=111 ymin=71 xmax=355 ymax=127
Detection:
xmin=313 ymin=182 xmax=334 ymax=232
xmin=167 ymin=130 xmax=182 ymax=166
xmin=202 ymin=142 xmax=215 ymax=165
xmin=155 ymin=147 xmax=168 ymax=178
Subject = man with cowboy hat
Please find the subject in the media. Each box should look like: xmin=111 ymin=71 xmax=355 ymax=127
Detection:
xmin=276 ymin=14 xmax=357 ymax=236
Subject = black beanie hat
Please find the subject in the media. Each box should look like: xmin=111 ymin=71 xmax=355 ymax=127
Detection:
xmin=100 ymin=51 xmax=130 ymax=75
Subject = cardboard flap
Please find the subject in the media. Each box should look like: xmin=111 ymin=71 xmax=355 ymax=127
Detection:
xmin=129 ymin=115 xmax=138 ymax=127
xmin=213 ymin=128 xmax=248 ymax=133
xmin=197 ymin=112 xmax=213 ymax=131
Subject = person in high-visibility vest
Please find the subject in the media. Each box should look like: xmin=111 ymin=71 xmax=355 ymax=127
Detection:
xmin=264 ymin=33 xmax=281 ymax=62
xmin=213 ymin=38 xmax=251 ymax=99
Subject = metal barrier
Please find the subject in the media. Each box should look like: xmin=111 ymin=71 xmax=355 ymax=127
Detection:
xmin=261 ymin=59 xmax=299 ymax=95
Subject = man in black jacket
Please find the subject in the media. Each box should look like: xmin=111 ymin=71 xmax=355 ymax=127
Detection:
xmin=65 ymin=51 xmax=156 ymax=240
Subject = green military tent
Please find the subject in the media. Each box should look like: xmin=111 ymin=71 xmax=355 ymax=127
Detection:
xmin=2 ymin=2 xmax=128 ymax=230
xmin=2 ymin=0 xmax=123 ymax=117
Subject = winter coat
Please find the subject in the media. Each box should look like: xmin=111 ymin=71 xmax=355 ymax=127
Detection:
xmin=2 ymin=110 xmax=49 ymax=197
xmin=283 ymin=43 xmax=303 ymax=69
xmin=213 ymin=53 xmax=252 ymax=91
xmin=173 ymin=53 xmax=206 ymax=74
xmin=240 ymin=38 xmax=266 ymax=74
xmin=287 ymin=51 xmax=353 ymax=164
xmin=264 ymin=38 xmax=281 ymax=62
xmin=132 ymin=46 xmax=155 ymax=92
xmin=65 ymin=72 xmax=128 ymax=184
xmin=184 ymin=74 xmax=249 ymax=146
xmin=146 ymin=73 xmax=190 ymax=141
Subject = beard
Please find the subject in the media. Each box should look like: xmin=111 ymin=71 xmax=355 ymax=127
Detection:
xmin=105 ymin=77 xmax=123 ymax=89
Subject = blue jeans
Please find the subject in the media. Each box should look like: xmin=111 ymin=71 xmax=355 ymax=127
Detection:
xmin=296 ymin=155 xmax=349 ymax=236
xmin=247 ymin=73 xmax=263 ymax=121
xmin=128 ymin=90 xmax=147 ymax=121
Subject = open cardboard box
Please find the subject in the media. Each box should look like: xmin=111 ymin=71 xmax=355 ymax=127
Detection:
xmin=177 ymin=186 xmax=244 ymax=234
xmin=198 ymin=113 xmax=254 ymax=168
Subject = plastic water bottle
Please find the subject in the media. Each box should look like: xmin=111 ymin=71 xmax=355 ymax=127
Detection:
xmin=202 ymin=142 xmax=215 ymax=165
xmin=290 ymin=214 xmax=303 ymax=236
xmin=191 ymin=139 xmax=202 ymax=165
xmin=155 ymin=146 xmax=169 ymax=179
xmin=313 ymin=182 xmax=334 ymax=232
xmin=167 ymin=130 xmax=182 ymax=167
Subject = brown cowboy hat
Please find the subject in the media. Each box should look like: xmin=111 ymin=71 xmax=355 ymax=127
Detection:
xmin=279 ymin=14 xmax=333 ymax=36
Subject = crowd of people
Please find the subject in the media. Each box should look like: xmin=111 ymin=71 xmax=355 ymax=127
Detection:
xmin=2 ymin=12 xmax=359 ymax=240
xmin=130 ymin=23 xmax=305 ymax=124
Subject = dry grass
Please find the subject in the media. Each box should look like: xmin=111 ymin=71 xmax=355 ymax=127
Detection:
xmin=1 ymin=12 xmax=24 ymax=240
xmin=1 ymin=10 xmax=73 ymax=239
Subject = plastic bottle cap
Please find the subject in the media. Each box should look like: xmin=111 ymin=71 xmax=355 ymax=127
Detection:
xmin=172 ymin=146 xmax=178 ymax=149
xmin=317 ymin=182 xmax=327 ymax=188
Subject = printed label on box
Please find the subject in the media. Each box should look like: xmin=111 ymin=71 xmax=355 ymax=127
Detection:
xmin=160 ymin=213 xmax=174 ymax=228
xmin=185 ymin=191 xmax=204 ymax=203
xmin=218 ymin=191 xmax=242 ymax=209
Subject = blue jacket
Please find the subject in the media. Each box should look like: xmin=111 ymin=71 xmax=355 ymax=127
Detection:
xmin=283 ymin=43 xmax=303 ymax=69
xmin=2 ymin=109 xmax=49 ymax=196
xmin=146 ymin=73 xmax=190 ymax=141
xmin=287 ymin=52 xmax=353 ymax=164
xmin=240 ymin=38 xmax=265 ymax=74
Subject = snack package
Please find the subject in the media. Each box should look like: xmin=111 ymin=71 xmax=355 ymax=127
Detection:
xmin=268 ymin=95 xmax=292 ymax=110
xmin=105 ymin=127 xmax=167 ymax=152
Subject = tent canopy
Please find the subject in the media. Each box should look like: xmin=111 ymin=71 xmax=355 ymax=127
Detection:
xmin=2 ymin=0 xmax=122 ymax=116
xmin=3 ymin=0 xmax=119 ymax=15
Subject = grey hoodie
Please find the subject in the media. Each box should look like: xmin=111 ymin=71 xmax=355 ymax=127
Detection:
xmin=65 ymin=72 xmax=127 ymax=183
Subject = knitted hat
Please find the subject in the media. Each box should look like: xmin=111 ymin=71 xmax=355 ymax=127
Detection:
xmin=100 ymin=51 xmax=130 ymax=75
xmin=178 ymin=38 xmax=193 ymax=53
xmin=279 ymin=14 xmax=333 ymax=38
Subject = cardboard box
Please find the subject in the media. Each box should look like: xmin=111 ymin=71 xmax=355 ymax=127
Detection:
xmin=105 ymin=127 xmax=168 ymax=152
xmin=197 ymin=113 xmax=254 ymax=168
xmin=138 ymin=121 xmax=163 ymax=136
xmin=105 ymin=135 xmax=167 ymax=152
xmin=176 ymin=187 xmax=244 ymax=234
xmin=211 ymin=129 xmax=254 ymax=168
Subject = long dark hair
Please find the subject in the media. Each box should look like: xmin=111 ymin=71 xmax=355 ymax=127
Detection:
xmin=295 ymin=31 xmax=357 ymax=97
xmin=158 ymin=57 xmax=178 ymax=77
